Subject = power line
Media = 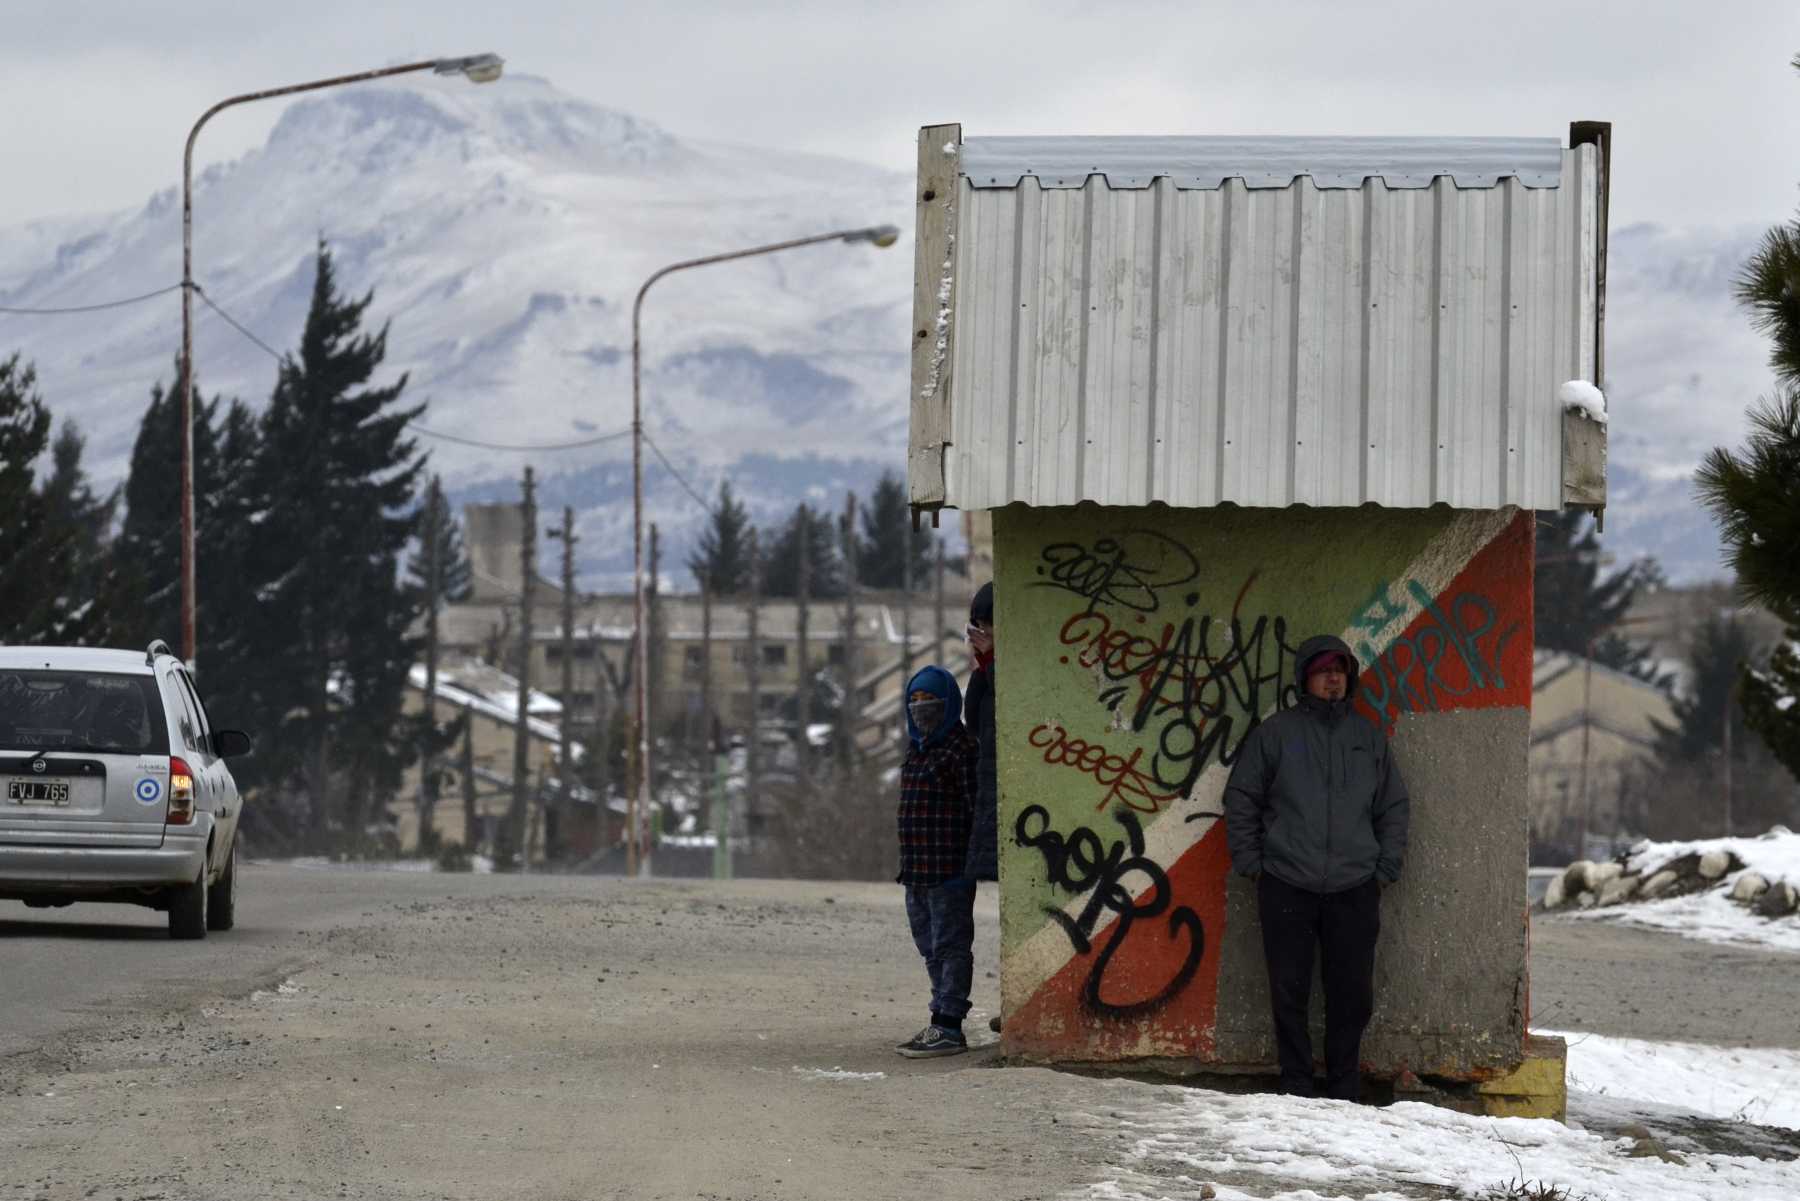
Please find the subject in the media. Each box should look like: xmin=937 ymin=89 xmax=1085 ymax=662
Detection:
xmin=643 ymin=432 xmax=712 ymax=511
xmin=0 ymin=282 xmax=184 ymax=316
xmin=193 ymin=285 xmax=287 ymax=363
xmin=193 ymin=284 xmax=638 ymax=454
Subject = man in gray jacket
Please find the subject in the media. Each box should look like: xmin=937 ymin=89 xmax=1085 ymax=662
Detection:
xmin=1224 ymin=634 xmax=1409 ymax=1102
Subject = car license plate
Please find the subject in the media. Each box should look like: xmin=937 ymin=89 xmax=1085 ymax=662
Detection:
xmin=6 ymin=778 xmax=70 ymax=805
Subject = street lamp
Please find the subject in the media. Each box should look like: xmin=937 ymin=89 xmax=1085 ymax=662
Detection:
xmin=626 ymin=223 xmax=901 ymax=876
xmin=177 ymin=53 xmax=504 ymax=669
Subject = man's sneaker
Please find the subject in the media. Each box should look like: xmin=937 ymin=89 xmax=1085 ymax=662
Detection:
xmin=897 ymin=1025 xmax=968 ymax=1058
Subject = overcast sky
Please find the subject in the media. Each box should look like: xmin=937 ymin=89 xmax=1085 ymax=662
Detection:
xmin=2 ymin=0 xmax=1796 ymax=232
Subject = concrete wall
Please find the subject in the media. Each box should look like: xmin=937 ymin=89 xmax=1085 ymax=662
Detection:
xmin=993 ymin=503 xmax=1534 ymax=1079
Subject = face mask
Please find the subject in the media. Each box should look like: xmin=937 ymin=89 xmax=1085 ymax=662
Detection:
xmin=908 ymin=699 xmax=946 ymax=731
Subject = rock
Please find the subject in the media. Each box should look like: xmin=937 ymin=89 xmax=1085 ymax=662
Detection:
xmin=1543 ymin=872 xmax=1568 ymax=910
xmin=1730 ymin=872 xmax=1770 ymax=904
xmin=1627 ymin=1134 xmax=1686 ymax=1165
xmin=1762 ymin=824 xmax=1791 ymax=838
xmin=1576 ymin=890 xmax=1597 ymax=909
xmin=1598 ymin=875 xmax=1639 ymax=907
xmin=1698 ymin=850 xmax=1732 ymax=880
xmin=1563 ymin=860 xmax=1596 ymax=894
xmin=1639 ymin=870 xmax=1680 ymax=899
xmin=1753 ymin=882 xmax=1798 ymax=918
xmin=1588 ymin=861 xmax=1625 ymax=888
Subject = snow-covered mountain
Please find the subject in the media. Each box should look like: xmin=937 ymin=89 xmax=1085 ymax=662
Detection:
xmin=0 ymin=75 xmax=913 ymax=589
xmin=0 ymin=76 xmax=1780 ymax=585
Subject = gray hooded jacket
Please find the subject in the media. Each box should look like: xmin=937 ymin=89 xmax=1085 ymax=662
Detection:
xmin=1224 ymin=634 xmax=1409 ymax=893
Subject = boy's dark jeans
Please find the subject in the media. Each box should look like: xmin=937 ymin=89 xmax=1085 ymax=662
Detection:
xmin=1257 ymin=872 xmax=1381 ymax=1101
xmin=904 ymin=877 xmax=976 ymax=1024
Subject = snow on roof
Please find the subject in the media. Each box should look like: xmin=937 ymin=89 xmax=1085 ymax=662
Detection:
xmin=408 ymin=662 xmax=582 ymax=758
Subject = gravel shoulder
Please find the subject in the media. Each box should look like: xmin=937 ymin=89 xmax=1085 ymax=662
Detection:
xmin=2 ymin=866 xmax=1112 ymax=1201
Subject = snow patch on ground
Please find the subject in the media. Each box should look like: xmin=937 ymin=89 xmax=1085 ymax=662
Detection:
xmin=1073 ymin=1076 xmax=1800 ymax=1201
xmin=1547 ymin=1028 xmax=1800 ymax=1130
xmin=1561 ymin=831 xmax=1800 ymax=953
xmin=791 ymin=1066 xmax=885 ymax=1081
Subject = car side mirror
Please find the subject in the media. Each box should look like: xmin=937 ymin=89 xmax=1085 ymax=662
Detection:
xmin=212 ymin=729 xmax=253 ymax=759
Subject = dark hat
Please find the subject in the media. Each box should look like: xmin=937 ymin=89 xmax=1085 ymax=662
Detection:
xmin=970 ymin=582 xmax=994 ymax=624
xmin=1303 ymin=651 xmax=1349 ymax=679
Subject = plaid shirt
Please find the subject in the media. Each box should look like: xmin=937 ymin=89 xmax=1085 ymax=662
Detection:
xmin=896 ymin=723 xmax=981 ymax=885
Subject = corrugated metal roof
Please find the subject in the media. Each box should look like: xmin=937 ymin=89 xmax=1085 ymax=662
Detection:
xmin=939 ymin=144 xmax=1600 ymax=511
xmin=960 ymin=136 xmax=1565 ymax=190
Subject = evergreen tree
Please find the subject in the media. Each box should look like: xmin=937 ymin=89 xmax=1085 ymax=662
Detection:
xmin=35 ymin=421 xmax=122 ymax=645
xmin=855 ymin=471 xmax=931 ymax=590
xmin=686 ymin=480 xmax=752 ymax=593
xmin=407 ymin=477 xmax=472 ymax=604
xmin=0 ymin=354 xmax=54 ymax=641
xmin=1534 ymin=510 xmax=1663 ymax=679
xmin=1696 ymin=68 xmax=1800 ymax=782
xmin=761 ymin=503 xmax=842 ymax=599
xmin=249 ymin=240 xmax=427 ymax=847
xmin=1651 ymin=615 xmax=1758 ymax=766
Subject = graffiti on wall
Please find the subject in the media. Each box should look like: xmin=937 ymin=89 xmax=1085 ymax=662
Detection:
xmin=1002 ymin=507 xmax=1534 ymax=1060
xmin=1015 ymin=803 xmax=1206 ymax=1018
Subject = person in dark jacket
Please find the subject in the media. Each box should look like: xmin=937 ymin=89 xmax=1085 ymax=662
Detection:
xmin=962 ymin=582 xmax=998 ymax=883
xmin=1224 ymin=634 xmax=1410 ymax=1101
xmin=962 ymin=582 xmax=1002 ymax=1033
xmin=895 ymin=664 xmax=982 ymax=1058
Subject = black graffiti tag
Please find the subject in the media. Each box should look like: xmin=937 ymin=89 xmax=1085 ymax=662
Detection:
xmin=1015 ymin=804 xmax=1205 ymax=1019
xmin=1034 ymin=531 xmax=1201 ymax=614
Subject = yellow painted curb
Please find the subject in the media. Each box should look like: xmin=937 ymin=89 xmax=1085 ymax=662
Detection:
xmin=1474 ymin=1034 xmax=1567 ymax=1121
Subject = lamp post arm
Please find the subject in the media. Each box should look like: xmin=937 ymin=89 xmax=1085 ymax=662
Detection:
xmin=176 ymin=58 xmax=441 ymax=667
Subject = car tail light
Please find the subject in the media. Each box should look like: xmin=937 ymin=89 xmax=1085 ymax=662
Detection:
xmin=167 ymin=757 xmax=195 ymax=825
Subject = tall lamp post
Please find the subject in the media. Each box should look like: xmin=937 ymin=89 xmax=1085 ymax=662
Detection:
xmin=626 ymin=223 xmax=900 ymax=876
xmin=178 ymin=52 xmax=504 ymax=669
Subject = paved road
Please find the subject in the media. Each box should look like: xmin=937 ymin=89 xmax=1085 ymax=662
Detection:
xmin=1531 ymin=912 xmax=1800 ymax=1047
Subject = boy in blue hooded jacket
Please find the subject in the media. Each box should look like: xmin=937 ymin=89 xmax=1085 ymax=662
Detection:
xmin=894 ymin=664 xmax=982 ymax=1058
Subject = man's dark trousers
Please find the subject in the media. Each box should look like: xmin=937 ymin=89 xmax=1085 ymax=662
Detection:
xmin=1257 ymin=872 xmax=1381 ymax=1101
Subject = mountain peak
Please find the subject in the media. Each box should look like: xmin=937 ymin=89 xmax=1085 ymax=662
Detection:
xmin=266 ymin=74 xmax=685 ymax=176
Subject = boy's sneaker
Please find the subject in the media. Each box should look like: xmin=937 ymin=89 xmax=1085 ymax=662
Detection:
xmin=895 ymin=1026 xmax=936 ymax=1052
xmin=898 ymin=1025 xmax=968 ymax=1058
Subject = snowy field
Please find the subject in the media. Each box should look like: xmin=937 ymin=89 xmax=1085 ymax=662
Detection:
xmin=1066 ymin=1029 xmax=1800 ymax=1200
xmin=1560 ymin=832 xmax=1800 ymax=954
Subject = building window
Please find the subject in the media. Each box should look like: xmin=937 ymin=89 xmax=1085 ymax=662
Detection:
xmin=827 ymin=644 xmax=846 ymax=666
xmin=762 ymin=644 xmax=787 ymax=667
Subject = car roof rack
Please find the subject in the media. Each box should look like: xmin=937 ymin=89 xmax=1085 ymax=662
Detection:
xmin=145 ymin=639 xmax=173 ymax=666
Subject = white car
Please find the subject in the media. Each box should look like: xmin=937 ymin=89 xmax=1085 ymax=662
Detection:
xmin=0 ymin=640 xmax=250 ymax=938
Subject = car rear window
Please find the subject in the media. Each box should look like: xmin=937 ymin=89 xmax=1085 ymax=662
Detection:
xmin=0 ymin=669 xmax=170 ymax=755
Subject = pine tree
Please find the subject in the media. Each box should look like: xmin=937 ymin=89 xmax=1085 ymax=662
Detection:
xmin=855 ymin=471 xmax=931 ymax=590
xmin=0 ymin=354 xmax=54 ymax=641
xmin=250 ymin=240 xmax=427 ymax=848
xmin=686 ymin=480 xmax=753 ymax=593
xmin=1651 ymin=615 xmax=1758 ymax=766
xmin=1534 ymin=510 xmax=1663 ymax=680
xmin=35 ymin=421 xmax=122 ymax=645
xmin=1694 ymin=55 xmax=1800 ymax=785
xmin=761 ymin=503 xmax=843 ymax=599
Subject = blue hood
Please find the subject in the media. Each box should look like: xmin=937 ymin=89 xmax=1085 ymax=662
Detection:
xmin=904 ymin=665 xmax=962 ymax=749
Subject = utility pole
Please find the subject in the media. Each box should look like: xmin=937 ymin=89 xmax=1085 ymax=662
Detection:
xmin=796 ymin=508 xmax=812 ymax=766
xmin=460 ymin=701 xmax=478 ymax=853
xmin=840 ymin=493 xmax=858 ymax=766
xmin=747 ymin=528 xmax=762 ymax=825
xmin=548 ymin=505 xmax=578 ymax=863
xmin=419 ymin=479 xmax=445 ymax=850
xmin=900 ymin=532 xmax=915 ymax=751
xmin=933 ymin=538 xmax=946 ymax=665
xmin=506 ymin=466 xmax=536 ymax=870
xmin=644 ymin=523 xmax=661 ymax=872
